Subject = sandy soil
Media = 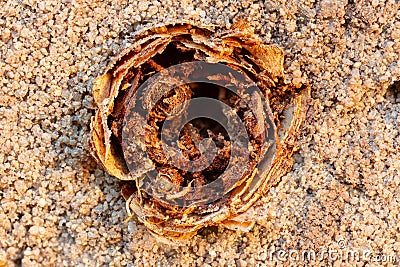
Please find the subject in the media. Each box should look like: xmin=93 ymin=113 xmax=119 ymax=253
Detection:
xmin=0 ymin=0 xmax=399 ymax=266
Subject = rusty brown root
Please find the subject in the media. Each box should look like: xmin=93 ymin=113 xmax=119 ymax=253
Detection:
xmin=90 ymin=22 xmax=310 ymax=244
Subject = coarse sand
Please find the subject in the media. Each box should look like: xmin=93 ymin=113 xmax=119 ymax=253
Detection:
xmin=0 ymin=0 xmax=400 ymax=266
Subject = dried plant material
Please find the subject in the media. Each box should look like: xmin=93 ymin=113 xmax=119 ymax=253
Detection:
xmin=90 ymin=22 xmax=310 ymax=244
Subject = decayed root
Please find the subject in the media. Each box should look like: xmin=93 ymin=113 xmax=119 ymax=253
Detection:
xmin=90 ymin=22 xmax=310 ymax=244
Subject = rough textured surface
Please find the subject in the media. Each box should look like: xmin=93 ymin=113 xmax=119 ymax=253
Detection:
xmin=0 ymin=0 xmax=399 ymax=266
xmin=88 ymin=23 xmax=310 ymax=244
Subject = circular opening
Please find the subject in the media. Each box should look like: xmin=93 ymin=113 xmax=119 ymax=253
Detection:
xmin=119 ymin=58 xmax=273 ymax=207
xmin=143 ymin=82 xmax=255 ymax=189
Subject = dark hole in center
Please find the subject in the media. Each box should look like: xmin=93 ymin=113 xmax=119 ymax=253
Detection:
xmin=172 ymin=83 xmax=234 ymax=186
xmin=140 ymin=39 xmax=263 ymax=190
xmin=147 ymin=81 xmax=254 ymax=187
